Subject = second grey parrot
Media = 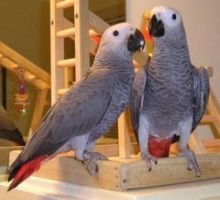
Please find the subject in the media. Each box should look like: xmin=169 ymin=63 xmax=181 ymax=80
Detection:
xmin=8 ymin=22 xmax=145 ymax=190
xmin=131 ymin=6 xmax=209 ymax=176
xmin=0 ymin=106 xmax=25 ymax=146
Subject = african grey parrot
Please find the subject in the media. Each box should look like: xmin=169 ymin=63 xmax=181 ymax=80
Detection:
xmin=8 ymin=22 xmax=145 ymax=190
xmin=0 ymin=106 xmax=25 ymax=146
xmin=131 ymin=6 xmax=209 ymax=177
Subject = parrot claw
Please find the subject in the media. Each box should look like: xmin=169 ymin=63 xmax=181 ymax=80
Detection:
xmin=179 ymin=149 xmax=201 ymax=177
xmin=141 ymin=151 xmax=157 ymax=171
xmin=83 ymin=151 xmax=109 ymax=176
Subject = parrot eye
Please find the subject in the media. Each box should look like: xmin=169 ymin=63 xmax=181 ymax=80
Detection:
xmin=172 ymin=13 xmax=177 ymax=20
xmin=113 ymin=30 xmax=119 ymax=36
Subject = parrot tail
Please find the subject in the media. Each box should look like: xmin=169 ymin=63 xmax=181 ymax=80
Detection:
xmin=8 ymin=155 xmax=47 ymax=191
xmin=148 ymin=136 xmax=173 ymax=158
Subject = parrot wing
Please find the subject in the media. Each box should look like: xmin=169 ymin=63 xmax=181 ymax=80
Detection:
xmin=8 ymin=68 xmax=116 ymax=181
xmin=192 ymin=65 xmax=210 ymax=131
xmin=130 ymin=64 xmax=148 ymax=141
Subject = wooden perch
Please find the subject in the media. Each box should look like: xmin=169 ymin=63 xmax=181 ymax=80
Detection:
xmin=8 ymin=151 xmax=220 ymax=191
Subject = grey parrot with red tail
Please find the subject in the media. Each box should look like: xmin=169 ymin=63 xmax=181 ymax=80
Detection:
xmin=130 ymin=6 xmax=209 ymax=177
xmin=8 ymin=22 xmax=145 ymax=191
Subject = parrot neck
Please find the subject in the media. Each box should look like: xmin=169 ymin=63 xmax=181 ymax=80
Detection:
xmin=94 ymin=49 xmax=133 ymax=72
xmin=153 ymin=38 xmax=190 ymax=62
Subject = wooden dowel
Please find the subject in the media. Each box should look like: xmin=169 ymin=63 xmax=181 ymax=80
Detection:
xmin=23 ymin=70 xmax=36 ymax=81
xmin=57 ymin=88 xmax=70 ymax=96
xmin=89 ymin=29 xmax=98 ymax=37
xmin=57 ymin=58 xmax=76 ymax=68
xmin=57 ymin=27 xmax=75 ymax=38
xmin=56 ymin=0 xmax=75 ymax=9
xmin=0 ymin=57 xmax=19 ymax=70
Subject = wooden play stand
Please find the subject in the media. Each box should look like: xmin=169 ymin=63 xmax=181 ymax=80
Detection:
xmin=1 ymin=0 xmax=220 ymax=195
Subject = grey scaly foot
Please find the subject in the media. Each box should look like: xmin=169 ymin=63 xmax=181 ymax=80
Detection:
xmin=83 ymin=151 xmax=108 ymax=176
xmin=179 ymin=149 xmax=201 ymax=177
xmin=141 ymin=151 xmax=157 ymax=171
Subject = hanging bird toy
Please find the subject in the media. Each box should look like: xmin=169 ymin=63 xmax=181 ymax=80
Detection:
xmin=14 ymin=67 xmax=30 ymax=113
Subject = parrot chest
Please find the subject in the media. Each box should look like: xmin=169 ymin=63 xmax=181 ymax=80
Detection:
xmin=143 ymin=62 xmax=193 ymax=136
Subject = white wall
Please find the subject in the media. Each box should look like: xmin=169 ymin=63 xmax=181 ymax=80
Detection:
xmin=126 ymin=0 xmax=220 ymax=102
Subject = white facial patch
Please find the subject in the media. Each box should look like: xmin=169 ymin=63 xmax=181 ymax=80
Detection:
xmin=151 ymin=6 xmax=182 ymax=28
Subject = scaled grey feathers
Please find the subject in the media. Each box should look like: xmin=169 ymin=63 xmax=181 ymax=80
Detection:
xmin=8 ymin=23 xmax=145 ymax=183
xmin=130 ymin=6 xmax=209 ymax=176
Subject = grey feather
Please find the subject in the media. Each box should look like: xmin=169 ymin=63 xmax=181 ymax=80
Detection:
xmin=130 ymin=65 xmax=148 ymax=140
xmin=192 ymin=65 xmax=210 ymax=131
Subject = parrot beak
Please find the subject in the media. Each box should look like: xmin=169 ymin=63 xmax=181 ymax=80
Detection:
xmin=127 ymin=29 xmax=145 ymax=52
xmin=148 ymin=14 xmax=165 ymax=37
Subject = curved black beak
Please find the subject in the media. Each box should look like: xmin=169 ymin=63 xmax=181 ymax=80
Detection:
xmin=148 ymin=14 xmax=165 ymax=37
xmin=127 ymin=29 xmax=145 ymax=52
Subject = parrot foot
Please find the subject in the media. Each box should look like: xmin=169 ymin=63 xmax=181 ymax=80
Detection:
xmin=179 ymin=149 xmax=201 ymax=177
xmin=83 ymin=151 xmax=108 ymax=176
xmin=141 ymin=151 xmax=157 ymax=171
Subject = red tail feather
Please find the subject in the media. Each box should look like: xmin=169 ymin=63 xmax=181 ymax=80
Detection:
xmin=8 ymin=156 xmax=47 ymax=191
xmin=148 ymin=136 xmax=172 ymax=158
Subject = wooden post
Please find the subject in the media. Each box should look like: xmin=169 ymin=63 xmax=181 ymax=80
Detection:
xmin=207 ymin=89 xmax=220 ymax=137
xmin=74 ymin=0 xmax=90 ymax=81
xmin=28 ymin=89 xmax=49 ymax=140
xmin=118 ymin=110 xmax=131 ymax=159
xmin=188 ymin=132 xmax=206 ymax=154
xmin=50 ymin=0 xmax=65 ymax=104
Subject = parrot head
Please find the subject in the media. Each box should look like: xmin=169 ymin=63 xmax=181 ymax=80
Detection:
xmin=98 ymin=23 xmax=145 ymax=55
xmin=144 ymin=6 xmax=185 ymax=43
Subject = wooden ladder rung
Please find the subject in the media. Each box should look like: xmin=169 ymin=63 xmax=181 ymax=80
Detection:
xmin=201 ymin=114 xmax=218 ymax=123
xmin=23 ymin=71 xmax=36 ymax=81
xmin=57 ymin=58 xmax=76 ymax=68
xmin=203 ymin=139 xmax=220 ymax=153
xmin=0 ymin=57 xmax=19 ymax=70
xmin=57 ymin=88 xmax=70 ymax=96
xmin=204 ymin=139 xmax=220 ymax=148
xmin=56 ymin=0 xmax=75 ymax=9
xmin=0 ymin=53 xmax=4 ymax=59
xmin=57 ymin=27 xmax=75 ymax=38
xmin=89 ymin=29 xmax=98 ymax=37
